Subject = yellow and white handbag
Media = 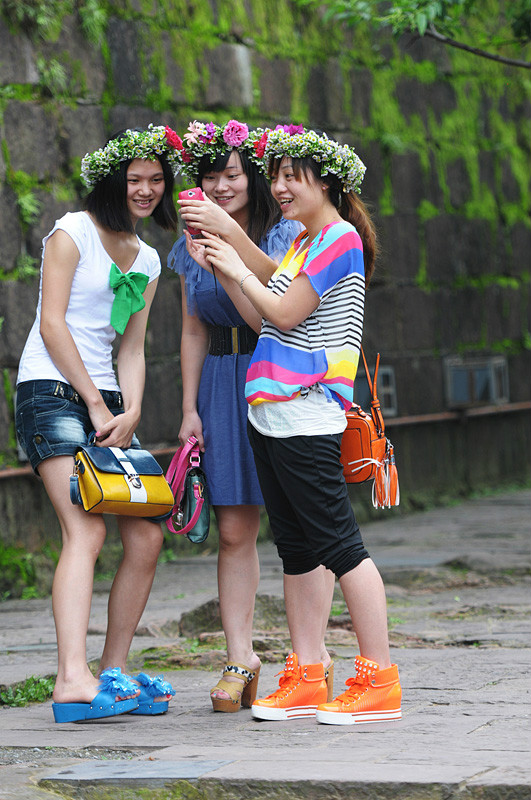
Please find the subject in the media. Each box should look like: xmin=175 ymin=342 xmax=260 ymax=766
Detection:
xmin=70 ymin=442 xmax=174 ymax=520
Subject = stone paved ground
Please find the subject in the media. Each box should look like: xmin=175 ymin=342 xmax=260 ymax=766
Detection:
xmin=0 ymin=489 xmax=530 ymax=799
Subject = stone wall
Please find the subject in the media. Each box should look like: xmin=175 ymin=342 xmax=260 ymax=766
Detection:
xmin=0 ymin=0 xmax=530 ymax=549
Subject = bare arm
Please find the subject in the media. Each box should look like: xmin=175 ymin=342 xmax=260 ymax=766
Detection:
xmin=178 ymin=275 xmax=209 ymax=450
xmin=39 ymin=229 xmax=113 ymax=435
xmin=202 ymin=233 xmax=320 ymax=331
xmin=179 ymin=195 xmax=278 ymax=284
xmin=102 ymin=277 xmax=158 ymax=448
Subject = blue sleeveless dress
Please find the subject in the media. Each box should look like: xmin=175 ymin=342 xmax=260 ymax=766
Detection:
xmin=167 ymin=218 xmax=301 ymax=505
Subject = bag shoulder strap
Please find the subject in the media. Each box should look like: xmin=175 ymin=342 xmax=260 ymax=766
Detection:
xmin=360 ymin=347 xmax=385 ymax=436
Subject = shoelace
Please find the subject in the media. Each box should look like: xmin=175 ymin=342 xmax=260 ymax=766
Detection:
xmin=265 ymin=659 xmax=300 ymax=699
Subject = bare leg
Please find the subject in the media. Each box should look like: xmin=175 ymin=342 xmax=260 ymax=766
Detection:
xmin=339 ymin=557 xmax=391 ymax=668
xmin=40 ymin=457 xmax=116 ymax=704
xmin=211 ymin=505 xmax=261 ymax=700
xmin=283 ymin=566 xmax=335 ymax=666
xmin=98 ymin=516 xmax=164 ymax=674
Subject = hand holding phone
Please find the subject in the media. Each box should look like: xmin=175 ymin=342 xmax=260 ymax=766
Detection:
xmin=178 ymin=187 xmax=205 ymax=237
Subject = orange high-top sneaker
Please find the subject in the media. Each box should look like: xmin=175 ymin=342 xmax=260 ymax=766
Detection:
xmin=316 ymin=655 xmax=402 ymax=725
xmin=251 ymin=653 xmax=328 ymax=721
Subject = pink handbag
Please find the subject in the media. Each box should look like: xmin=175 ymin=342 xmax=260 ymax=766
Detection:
xmin=165 ymin=436 xmax=210 ymax=541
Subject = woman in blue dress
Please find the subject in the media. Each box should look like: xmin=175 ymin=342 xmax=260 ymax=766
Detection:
xmin=168 ymin=120 xmax=335 ymax=712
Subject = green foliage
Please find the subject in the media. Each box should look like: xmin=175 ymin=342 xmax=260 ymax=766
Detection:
xmin=0 ymin=675 xmax=55 ymax=707
xmin=36 ymin=56 xmax=69 ymax=98
xmin=1 ymin=0 xmax=70 ymax=40
xmin=0 ymin=541 xmax=37 ymax=600
xmin=78 ymin=0 xmax=107 ymax=44
xmin=295 ymin=0 xmax=531 ymax=67
xmin=10 ymin=170 xmax=42 ymax=227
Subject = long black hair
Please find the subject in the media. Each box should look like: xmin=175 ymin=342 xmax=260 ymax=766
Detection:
xmin=85 ymin=128 xmax=178 ymax=233
xmin=196 ymin=147 xmax=280 ymax=245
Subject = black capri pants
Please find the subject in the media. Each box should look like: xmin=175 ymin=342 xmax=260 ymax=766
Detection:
xmin=247 ymin=422 xmax=369 ymax=578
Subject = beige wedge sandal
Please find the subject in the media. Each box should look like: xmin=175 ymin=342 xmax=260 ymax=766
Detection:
xmin=210 ymin=663 xmax=261 ymax=713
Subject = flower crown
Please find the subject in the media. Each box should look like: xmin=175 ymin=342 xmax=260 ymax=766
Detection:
xmin=175 ymin=119 xmax=269 ymax=183
xmin=263 ymin=125 xmax=366 ymax=194
xmin=80 ymin=124 xmax=183 ymax=188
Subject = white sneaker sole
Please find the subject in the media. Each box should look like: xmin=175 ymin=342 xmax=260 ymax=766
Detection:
xmin=316 ymin=707 xmax=402 ymax=725
xmin=252 ymin=704 xmax=318 ymax=721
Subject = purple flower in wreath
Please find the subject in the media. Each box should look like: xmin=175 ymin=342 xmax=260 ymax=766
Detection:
xmin=223 ymin=120 xmax=249 ymax=147
xmin=275 ymin=124 xmax=304 ymax=136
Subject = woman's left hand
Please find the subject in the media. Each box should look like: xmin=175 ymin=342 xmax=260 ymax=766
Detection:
xmin=95 ymin=409 xmax=140 ymax=449
xmin=184 ymin=231 xmax=213 ymax=273
xmin=199 ymin=232 xmax=246 ymax=282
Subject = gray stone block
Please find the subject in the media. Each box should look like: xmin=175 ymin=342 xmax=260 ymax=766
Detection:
xmin=3 ymin=101 xmax=62 ymax=179
xmin=159 ymin=31 xmax=186 ymax=105
xmin=508 ymin=352 xmax=531 ymax=402
xmin=254 ymin=54 xmax=292 ymax=117
xmin=394 ymin=356 xmax=444 ymax=415
xmin=390 ymin=151 xmax=425 ymax=211
xmin=137 ymin=359 xmax=182 ymax=446
xmin=108 ymin=106 xmax=166 ymax=137
xmin=358 ymin=141 xmax=385 ymax=205
xmin=478 ymin=151 xmax=496 ymax=192
xmin=60 ymin=105 xmax=107 ymax=163
xmin=484 ymin=285 xmax=523 ymax=344
xmin=307 ymin=59 xmax=348 ymax=130
xmin=395 ymin=77 xmax=456 ymax=125
xmin=0 ymin=280 xmax=39 ymax=366
xmin=204 ymin=44 xmax=253 ymax=109
xmin=400 ymin=286 xmax=438 ymax=351
xmin=146 ymin=272 xmax=182 ymax=358
xmin=446 ymin=157 xmax=472 ymax=209
xmin=38 ymin=14 xmax=106 ymax=99
xmin=378 ymin=212 xmax=421 ymax=282
xmin=107 ymin=18 xmax=145 ymax=102
xmin=349 ymin=67 xmax=373 ymax=129
xmin=425 ymin=215 xmax=498 ymax=281
xmin=500 ymin=157 xmax=522 ymax=204
xmin=0 ymin=185 xmax=23 ymax=272
xmin=425 ymin=151 xmax=445 ymax=208
xmin=26 ymin=191 xmax=76 ymax=261
xmin=363 ymin=286 xmax=401 ymax=353
xmin=0 ymin=19 xmax=39 ymax=85
xmin=510 ymin=222 xmax=531 ymax=276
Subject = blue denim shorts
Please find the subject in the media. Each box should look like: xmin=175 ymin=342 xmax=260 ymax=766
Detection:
xmin=15 ymin=380 xmax=141 ymax=474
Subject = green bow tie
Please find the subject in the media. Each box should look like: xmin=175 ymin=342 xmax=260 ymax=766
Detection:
xmin=109 ymin=263 xmax=149 ymax=334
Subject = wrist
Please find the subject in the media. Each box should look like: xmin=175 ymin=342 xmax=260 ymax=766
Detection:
xmin=240 ymin=272 xmax=256 ymax=294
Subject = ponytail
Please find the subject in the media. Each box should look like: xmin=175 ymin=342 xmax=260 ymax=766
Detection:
xmin=339 ymin=192 xmax=377 ymax=287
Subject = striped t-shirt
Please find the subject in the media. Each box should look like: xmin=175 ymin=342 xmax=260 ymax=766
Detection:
xmin=245 ymin=220 xmax=365 ymax=411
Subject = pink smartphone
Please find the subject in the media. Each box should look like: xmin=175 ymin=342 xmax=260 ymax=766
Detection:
xmin=178 ymin=187 xmax=204 ymax=236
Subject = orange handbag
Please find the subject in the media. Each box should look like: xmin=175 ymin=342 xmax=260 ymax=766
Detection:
xmin=340 ymin=349 xmax=399 ymax=508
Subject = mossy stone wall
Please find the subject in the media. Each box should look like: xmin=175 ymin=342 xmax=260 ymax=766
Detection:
xmin=0 ymin=0 xmax=530 ymax=550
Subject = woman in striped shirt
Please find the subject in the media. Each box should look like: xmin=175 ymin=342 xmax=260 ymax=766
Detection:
xmin=189 ymin=126 xmax=402 ymax=726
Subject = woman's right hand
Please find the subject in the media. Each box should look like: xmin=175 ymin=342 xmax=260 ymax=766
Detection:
xmin=179 ymin=195 xmax=236 ymax=239
xmin=179 ymin=410 xmax=204 ymax=451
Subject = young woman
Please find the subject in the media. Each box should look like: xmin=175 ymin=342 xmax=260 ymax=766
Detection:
xmin=192 ymin=125 xmax=402 ymax=725
xmin=15 ymin=126 xmax=180 ymax=723
xmin=169 ymin=119 xmax=335 ymax=712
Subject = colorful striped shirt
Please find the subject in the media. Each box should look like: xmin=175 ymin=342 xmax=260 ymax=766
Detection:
xmin=245 ymin=220 xmax=365 ymax=411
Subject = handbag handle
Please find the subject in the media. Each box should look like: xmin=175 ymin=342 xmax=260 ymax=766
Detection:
xmin=166 ymin=436 xmax=199 ymax=504
xmin=166 ymin=484 xmax=205 ymax=536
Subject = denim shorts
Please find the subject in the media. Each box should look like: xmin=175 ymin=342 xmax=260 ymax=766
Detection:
xmin=15 ymin=380 xmax=141 ymax=474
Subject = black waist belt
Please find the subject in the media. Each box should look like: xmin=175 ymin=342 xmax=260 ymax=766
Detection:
xmin=208 ymin=325 xmax=258 ymax=356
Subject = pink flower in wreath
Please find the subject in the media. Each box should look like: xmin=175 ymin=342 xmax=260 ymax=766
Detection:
xmin=165 ymin=126 xmax=183 ymax=150
xmin=181 ymin=150 xmax=192 ymax=163
xmin=184 ymin=121 xmax=203 ymax=145
xmin=253 ymin=131 xmax=268 ymax=158
xmin=223 ymin=120 xmax=249 ymax=147
xmin=276 ymin=124 xmax=304 ymax=136
xmin=199 ymin=122 xmax=216 ymax=144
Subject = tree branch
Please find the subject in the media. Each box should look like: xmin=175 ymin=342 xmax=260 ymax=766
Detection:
xmin=425 ymin=24 xmax=531 ymax=70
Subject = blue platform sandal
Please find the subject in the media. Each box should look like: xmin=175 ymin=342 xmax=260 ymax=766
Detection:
xmin=52 ymin=668 xmax=139 ymax=723
xmin=127 ymin=672 xmax=175 ymax=715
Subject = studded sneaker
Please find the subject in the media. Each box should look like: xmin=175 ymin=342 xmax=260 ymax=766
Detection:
xmin=316 ymin=655 xmax=402 ymax=725
xmin=251 ymin=653 xmax=328 ymax=721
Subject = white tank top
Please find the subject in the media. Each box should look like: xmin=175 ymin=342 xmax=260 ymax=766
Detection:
xmin=17 ymin=211 xmax=161 ymax=390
